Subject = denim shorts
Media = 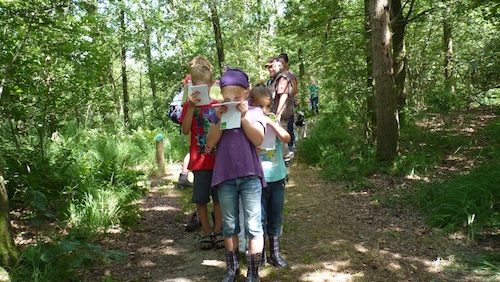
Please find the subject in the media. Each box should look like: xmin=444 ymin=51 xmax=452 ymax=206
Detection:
xmin=192 ymin=170 xmax=218 ymax=204
xmin=217 ymin=176 xmax=263 ymax=239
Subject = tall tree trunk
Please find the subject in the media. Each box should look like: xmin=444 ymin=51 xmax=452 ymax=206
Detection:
xmin=141 ymin=11 xmax=158 ymax=118
xmin=298 ymin=47 xmax=305 ymax=107
xmin=443 ymin=3 xmax=454 ymax=95
xmin=364 ymin=0 xmax=376 ymax=143
xmin=0 ymin=173 xmax=18 ymax=268
xmin=391 ymin=0 xmax=408 ymax=125
xmin=370 ymin=0 xmax=399 ymax=162
xmin=208 ymin=0 xmax=225 ymax=76
xmin=120 ymin=7 xmax=129 ymax=127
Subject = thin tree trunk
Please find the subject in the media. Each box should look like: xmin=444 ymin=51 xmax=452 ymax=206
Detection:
xmin=391 ymin=0 xmax=414 ymax=125
xmin=109 ymin=62 xmax=120 ymax=116
xmin=370 ymin=0 xmax=399 ymax=162
xmin=141 ymin=11 xmax=158 ymax=117
xmin=364 ymin=0 xmax=375 ymax=143
xmin=298 ymin=47 xmax=305 ymax=107
xmin=443 ymin=3 xmax=454 ymax=95
xmin=0 ymin=173 xmax=18 ymax=268
xmin=139 ymin=67 xmax=146 ymax=125
xmin=208 ymin=0 xmax=225 ymax=76
xmin=120 ymin=7 xmax=130 ymax=127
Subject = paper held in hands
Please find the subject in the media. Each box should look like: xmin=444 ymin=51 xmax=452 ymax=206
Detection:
xmin=188 ymin=84 xmax=210 ymax=106
xmin=212 ymin=101 xmax=241 ymax=130
xmin=260 ymin=122 xmax=277 ymax=150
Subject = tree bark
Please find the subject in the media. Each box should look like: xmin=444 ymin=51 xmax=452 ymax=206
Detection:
xmin=298 ymin=47 xmax=305 ymax=107
xmin=443 ymin=3 xmax=454 ymax=95
xmin=0 ymin=173 xmax=18 ymax=268
xmin=141 ymin=9 xmax=158 ymax=117
xmin=120 ymin=6 xmax=129 ymax=127
xmin=364 ymin=0 xmax=376 ymax=143
xmin=208 ymin=0 xmax=225 ymax=76
xmin=391 ymin=0 xmax=409 ymax=124
xmin=370 ymin=0 xmax=399 ymax=162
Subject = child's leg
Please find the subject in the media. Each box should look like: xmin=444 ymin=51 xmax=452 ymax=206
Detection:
xmin=240 ymin=176 xmax=264 ymax=279
xmin=237 ymin=198 xmax=247 ymax=253
xmin=266 ymin=179 xmax=288 ymax=268
xmin=192 ymin=171 xmax=213 ymax=250
xmin=217 ymin=179 xmax=242 ymax=279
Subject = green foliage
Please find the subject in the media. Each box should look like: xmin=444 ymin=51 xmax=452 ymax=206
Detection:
xmin=11 ymin=238 xmax=126 ymax=282
xmin=416 ymin=120 xmax=500 ymax=238
xmin=297 ymin=111 xmax=375 ymax=181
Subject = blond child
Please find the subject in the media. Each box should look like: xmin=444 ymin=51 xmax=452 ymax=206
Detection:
xmin=180 ymin=55 xmax=223 ymax=250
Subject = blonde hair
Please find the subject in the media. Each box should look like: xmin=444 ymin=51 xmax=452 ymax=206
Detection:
xmin=188 ymin=55 xmax=213 ymax=84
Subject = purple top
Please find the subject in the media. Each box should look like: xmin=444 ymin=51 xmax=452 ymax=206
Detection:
xmin=211 ymin=106 xmax=267 ymax=188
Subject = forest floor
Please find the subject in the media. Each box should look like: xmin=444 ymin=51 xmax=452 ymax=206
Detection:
xmin=80 ymin=109 xmax=498 ymax=281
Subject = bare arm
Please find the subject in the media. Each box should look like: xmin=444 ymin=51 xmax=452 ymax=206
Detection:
xmin=267 ymin=118 xmax=291 ymax=143
xmin=181 ymin=105 xmax=195 ymax=135
xmin=181 ymin=91 xmax=201 ymax=135
xmin=241 ymin=117 xmax=264 ymax=147
xmin=275 ymin=77 xmax=290 ymax=120
xmin=206 ymin=122 xmax=222 ymax=148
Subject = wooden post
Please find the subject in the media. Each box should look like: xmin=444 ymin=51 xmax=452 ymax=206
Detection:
xmin=155 ymin=134 xmax=166 ymax=177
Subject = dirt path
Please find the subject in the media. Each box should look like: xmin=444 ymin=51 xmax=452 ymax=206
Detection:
xmin=86 ymin=111 xmax=499 ymax=282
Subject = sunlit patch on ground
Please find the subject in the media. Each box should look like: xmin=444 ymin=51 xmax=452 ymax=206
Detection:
xmin=140 ymin=205 xmax=179 ymax=212
xmin=201 ymin=259 xmax=225 ymax=268
xmin=301 ymin=270 xmax=360 ymax=282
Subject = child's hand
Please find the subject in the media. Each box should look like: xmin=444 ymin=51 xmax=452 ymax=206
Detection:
xmin=188 ymin=90 xmax=201 ymax=106
xmin=237 ymin=101 xmax=248 ymax=118
xmin=216 ymin=105 xmax=228 ymax=120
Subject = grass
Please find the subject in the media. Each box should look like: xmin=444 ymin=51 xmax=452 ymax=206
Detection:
xmin=415 ymin=118 xmax=500 ymax=238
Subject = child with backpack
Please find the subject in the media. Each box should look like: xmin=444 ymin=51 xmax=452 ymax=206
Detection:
xmin=206 ymin=68 xmax=266 ymax=282
xmin=250 ymin=86 xmax=290 ymax=269
xmin=179 ymin=56 xmax=223 ymax=250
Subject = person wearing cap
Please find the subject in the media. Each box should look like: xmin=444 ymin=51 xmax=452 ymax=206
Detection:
xmin=206 ymin=68 xmax=266 ymax=282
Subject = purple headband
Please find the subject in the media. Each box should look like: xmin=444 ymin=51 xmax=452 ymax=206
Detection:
xmin=220 ymin=68 xmax=249 ymax=89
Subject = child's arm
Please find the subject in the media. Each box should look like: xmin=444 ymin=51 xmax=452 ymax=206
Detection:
xmin=267 ymin=118 xmax=291 ymax=143
xmin=180 ymin=91 xmax=201 ymax=135
xmin=241 ymin=117 xmax=264 ymax=147
xmin=275 ymin=77 xmax=290 ymax=121
xmin=206 ymin=105 xmax=227 ymax=148
xmin=206 ymin=122 xmax=222 ymax=148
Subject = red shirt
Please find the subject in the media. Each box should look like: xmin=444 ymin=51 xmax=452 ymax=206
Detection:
xmin=179 ymin=100 xmax=218 ymax=171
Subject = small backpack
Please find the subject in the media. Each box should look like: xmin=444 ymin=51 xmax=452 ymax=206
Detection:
xmin=168 ymin=88 xmax=184 ymax=124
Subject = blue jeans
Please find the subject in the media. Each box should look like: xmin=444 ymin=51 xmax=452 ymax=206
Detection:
xmin=311 ymin=96 xmax=319 ymax=113
xmin=218 ymin=176 xmax=263 ymax=239
xmin=261 ymin=179 xmax=285 ymax=237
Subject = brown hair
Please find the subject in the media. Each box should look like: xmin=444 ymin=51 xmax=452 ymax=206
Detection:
xmin=188 ymin=55 xmax=213 ymax=84
xmin=250 ymin=85 xmax=272 ymax=105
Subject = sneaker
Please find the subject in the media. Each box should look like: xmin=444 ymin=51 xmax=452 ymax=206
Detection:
xmin=184 ymin=211 xmax=201 ymax=232
xmin=177 ymin=173 xmax=192 ymax=188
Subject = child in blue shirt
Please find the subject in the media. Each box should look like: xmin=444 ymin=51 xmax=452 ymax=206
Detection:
xmin=250 ymin=86 xmax=290 ymax=268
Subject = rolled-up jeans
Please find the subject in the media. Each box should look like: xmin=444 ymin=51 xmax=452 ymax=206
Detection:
xmin=218 ymin=176 xmax=263 ymax=239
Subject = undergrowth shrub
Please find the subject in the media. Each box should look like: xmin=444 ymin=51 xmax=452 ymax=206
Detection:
xmin=416 ymin=119 xmax=500 ymax=238
xmin=297 ymin=112 xmax=375 ymax=181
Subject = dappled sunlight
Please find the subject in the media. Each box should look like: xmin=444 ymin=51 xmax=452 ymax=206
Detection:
xmin=200 ymin=259 xmax=225 ymax=268
xmin=301 ymin=271 xmax=358 ymax=282
xmin=138 ymin=259 xmax=156 ymax=267
xmin=140 ymin=205 xmax=179 ymax=212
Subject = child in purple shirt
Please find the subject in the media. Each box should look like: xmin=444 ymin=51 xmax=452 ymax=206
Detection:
xmin=206 ymin=69 xmax=266 ymax=282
